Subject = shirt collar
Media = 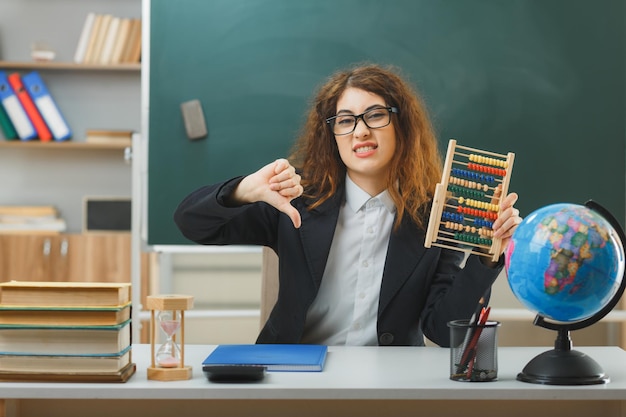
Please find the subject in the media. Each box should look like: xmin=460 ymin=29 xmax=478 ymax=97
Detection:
xmin=344 ymin=174 xmax=396 ymax=214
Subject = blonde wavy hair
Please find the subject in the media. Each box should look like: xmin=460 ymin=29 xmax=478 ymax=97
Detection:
xmin=289 ymin=63 xmax=442 ymax=230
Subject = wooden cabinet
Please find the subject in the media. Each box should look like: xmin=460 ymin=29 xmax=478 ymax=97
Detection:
xmin=0 ymin=233 xmax=131 ymax=283
xmin=0 ymin=234 xmax=67 ymax=282
xmin=80 ymin=233 xmax=132 ymax=282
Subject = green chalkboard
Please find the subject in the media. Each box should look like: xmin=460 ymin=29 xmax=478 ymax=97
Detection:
xmin=148 ymin=0 xmax=625 ymax=245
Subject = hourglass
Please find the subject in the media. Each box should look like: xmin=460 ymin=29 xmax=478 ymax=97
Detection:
xmin=146 ymin=295 xmax=194 ymax=381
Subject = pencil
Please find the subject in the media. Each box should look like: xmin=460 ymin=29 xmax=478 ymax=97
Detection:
xmin=455 ymin=297 xmax=486 ymax=374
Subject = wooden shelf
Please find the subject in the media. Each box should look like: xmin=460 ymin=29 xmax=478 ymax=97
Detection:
xmin=0 ymin=61 xmax=140 ymax=72
xmin=0 ymin=61 xmax=137 ymax=151
xmin=0 ymin=140 xmax=131 ymax=150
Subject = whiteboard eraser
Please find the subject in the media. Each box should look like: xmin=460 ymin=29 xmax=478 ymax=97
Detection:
xmin=180 ymin=99 xmax=208 ymax=140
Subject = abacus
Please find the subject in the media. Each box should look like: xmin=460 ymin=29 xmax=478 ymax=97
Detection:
xmin=424 ymin=139 xmax=515 ymax=262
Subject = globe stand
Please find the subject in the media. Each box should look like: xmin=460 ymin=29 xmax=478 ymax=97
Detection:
xmin=517 ymin=324 xmax=608 ymax=385
xmin=514 ymin=200 xmax=626 ymax=386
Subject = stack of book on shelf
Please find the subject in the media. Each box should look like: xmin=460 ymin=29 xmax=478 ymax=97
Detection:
xmin=74 ymin=13 xmax=142 ymax=65
xmin=0 ymin=281 xmax=135 ymax=382
xmin=0 ymin=70 xmax=72 ymax=142
xmin=85 ymin=129 xmax=133 ymax=146
xmin=0 ymin=205 xmax=67 ymax=234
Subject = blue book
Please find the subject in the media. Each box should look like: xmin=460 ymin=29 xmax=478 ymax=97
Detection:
xmin=0 ymin=70 xmax=36 ymax=140
xmin=202 ymin=344 xmax=328 ymax=372
xmin=21 ymin=71 xmax=72 ymax=141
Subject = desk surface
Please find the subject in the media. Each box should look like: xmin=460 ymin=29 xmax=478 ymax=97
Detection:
xmin=2 ymin=344 xmax=626 ymax=401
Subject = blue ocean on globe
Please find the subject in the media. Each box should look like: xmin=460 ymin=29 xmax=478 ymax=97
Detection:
xmin=504 ymin=203 xmax=625 ymax=323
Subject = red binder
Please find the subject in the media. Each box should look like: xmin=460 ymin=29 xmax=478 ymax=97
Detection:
xmin=7 ymin=73 xmax=52 ymax=141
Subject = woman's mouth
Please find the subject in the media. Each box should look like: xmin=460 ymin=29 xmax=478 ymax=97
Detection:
xmin=354 ymin=145 xmax=377 ymax=154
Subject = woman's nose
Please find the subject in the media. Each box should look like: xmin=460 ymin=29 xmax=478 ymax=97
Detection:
xmin=353 ymin=117 xmax=370 ymax=137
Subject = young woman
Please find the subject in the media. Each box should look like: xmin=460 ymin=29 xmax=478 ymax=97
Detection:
xmin=174 ymin=63 xmax=521 ymax=347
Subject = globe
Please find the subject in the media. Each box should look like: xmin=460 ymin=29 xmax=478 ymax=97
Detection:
xmin=503 ymin=202 xmax=626 ymax=385
xmin=504 ymin=203 xmax=625 ymax=324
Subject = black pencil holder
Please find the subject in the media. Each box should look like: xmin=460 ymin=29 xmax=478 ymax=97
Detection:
xmin=448 ymin=319 xmax=500 ymax=382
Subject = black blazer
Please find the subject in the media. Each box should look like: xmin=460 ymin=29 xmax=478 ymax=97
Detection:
xmin=174 ymin=177 xmax=502 ymax=347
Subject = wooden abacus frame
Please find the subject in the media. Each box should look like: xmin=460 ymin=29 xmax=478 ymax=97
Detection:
xmin=425 ymin=139 xmax=515 ymax=262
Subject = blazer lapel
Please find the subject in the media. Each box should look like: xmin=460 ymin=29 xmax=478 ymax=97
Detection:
xmin=378 ymin=216 xmax=428 ymax=314
xmin=297 ymin=192 xmax=342 ymax=289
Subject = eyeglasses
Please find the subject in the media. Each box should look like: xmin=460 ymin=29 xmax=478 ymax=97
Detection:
xmin=325 ymin=106 xmax=399 ymax=136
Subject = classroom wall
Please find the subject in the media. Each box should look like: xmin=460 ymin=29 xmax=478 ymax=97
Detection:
xmin=0 ymin=0 xmax=141 ymax=232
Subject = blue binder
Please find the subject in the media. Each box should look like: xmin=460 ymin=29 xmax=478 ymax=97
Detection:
xmin=21 ymin=71 xmax=72 ymax=141
xmin=202 ymin=344 xmax=328 ymax=372
xmin=0 ymin=71 xmax=36 ymax=141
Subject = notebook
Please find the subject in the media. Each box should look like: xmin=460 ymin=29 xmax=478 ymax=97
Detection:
xmin=202 ymin=344 xmax=328 ymax=372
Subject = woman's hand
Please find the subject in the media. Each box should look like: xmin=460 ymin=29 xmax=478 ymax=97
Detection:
xmin=491 ymin=188 xmax=522 ymax=255
xmin=232 ymin=159 xmax=303 ymax=228
xmin=478 ymin=186 xmax=521 ymax=267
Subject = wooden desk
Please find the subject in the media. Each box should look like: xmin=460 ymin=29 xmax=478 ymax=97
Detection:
xmin=2 ymin=345 xmax=626 ymax=417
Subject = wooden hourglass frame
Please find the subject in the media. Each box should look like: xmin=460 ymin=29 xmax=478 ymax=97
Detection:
xmin=146 ymin=294 xmax=194 ymax=381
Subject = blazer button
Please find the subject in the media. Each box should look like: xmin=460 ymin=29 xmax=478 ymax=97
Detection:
xmin=379 ymin=333 xmax=394 ymax=345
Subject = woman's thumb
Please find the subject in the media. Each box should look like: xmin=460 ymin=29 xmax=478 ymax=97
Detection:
xmin=281 ymin=204 xmax=301 ymax=229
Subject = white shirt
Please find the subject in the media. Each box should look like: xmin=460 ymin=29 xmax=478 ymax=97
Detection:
xmin=301 ymin=175 xmax=396 ymax=345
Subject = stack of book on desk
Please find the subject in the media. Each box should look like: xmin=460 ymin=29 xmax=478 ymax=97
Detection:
xmin=0 ymin=281 xmax=135 ymax=382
